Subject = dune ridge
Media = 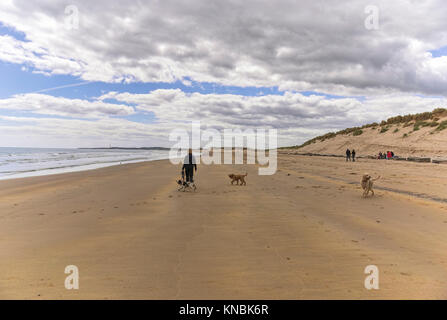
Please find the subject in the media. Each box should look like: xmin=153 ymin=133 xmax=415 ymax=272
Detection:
xmin=289 ymin=108 xmax=447 ymax=159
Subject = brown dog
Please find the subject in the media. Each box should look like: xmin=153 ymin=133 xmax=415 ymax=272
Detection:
xmin=228 ymin=173 xmax=247 ymax=186
xmin=361 ymin=173 xmax=380 ymax=197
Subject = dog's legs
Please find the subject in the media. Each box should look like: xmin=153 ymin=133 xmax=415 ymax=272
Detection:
xmin=371 ymin=189 xmax=374 ymax=196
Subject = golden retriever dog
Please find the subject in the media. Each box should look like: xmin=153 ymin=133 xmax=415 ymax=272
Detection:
xmin=361 ymin=173 xmax=380 ymax=197
xmin=228 ymin=173 xmax=247 ymax=186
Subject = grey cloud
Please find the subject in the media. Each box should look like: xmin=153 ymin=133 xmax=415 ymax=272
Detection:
xmin=1 ymin=1 xmax=447 ymax=95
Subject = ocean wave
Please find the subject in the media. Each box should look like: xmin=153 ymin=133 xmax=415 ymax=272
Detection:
xmin=0 ymin=148 xmax=170 ymax=179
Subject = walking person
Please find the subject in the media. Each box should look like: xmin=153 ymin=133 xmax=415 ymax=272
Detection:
xmin=182 ymin=149 xmax=197 ymax=183
xmin=346 ymin=148 xmax=351 ymax=162
xmin=351 ymin=149 xmax=356 ymax=162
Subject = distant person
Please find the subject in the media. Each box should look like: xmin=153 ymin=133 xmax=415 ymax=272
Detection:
xmin=182 ymin=149 xmax=197 ymax=183
xmin=346 ymin=149 xmax=351 ymax=162
xmin=391 ymin=151 xmax=395 ymax=158
xmin=351 ymin=149 xmax=356 ymax=162
xmin=387 ymin=151 xmax=392 ymax=160
xmin=378 ymin=152 xmax=382 ymax=159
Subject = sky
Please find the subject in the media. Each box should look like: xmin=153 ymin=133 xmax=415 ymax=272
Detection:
xmin=0 ymin=0 xmax=447 ymax=148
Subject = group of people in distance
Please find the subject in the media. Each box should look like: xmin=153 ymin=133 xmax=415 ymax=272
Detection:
xmin=345 ymin=148 xmax=356 ymax=162
xmin=378 ymin=151 xmax=395 ymax=159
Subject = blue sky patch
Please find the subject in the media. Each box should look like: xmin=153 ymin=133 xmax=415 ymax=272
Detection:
xmin=429 ymin=46 xmax=447 ymax=58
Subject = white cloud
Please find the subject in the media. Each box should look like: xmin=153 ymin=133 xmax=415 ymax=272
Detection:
xmin=0 ymin=93 xmax=135 ymax=118
xmin=0 ymin=90 xmax=446 ymax=148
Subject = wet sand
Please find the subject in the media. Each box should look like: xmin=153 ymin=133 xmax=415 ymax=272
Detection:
xmin=1 ymin=155 xmax=447 ymax=299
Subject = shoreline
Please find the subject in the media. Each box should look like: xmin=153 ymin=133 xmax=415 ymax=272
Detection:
xmin=0 ymin=157 xmax=172 ymax=183
xmin=0 ymin=152 xmax=172 ymax=181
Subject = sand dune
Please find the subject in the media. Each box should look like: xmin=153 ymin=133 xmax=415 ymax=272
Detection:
xmin=296 ymin=113 xmax=447 ymax=159
xmin=1 ymin=155 xmax=447 ymax=299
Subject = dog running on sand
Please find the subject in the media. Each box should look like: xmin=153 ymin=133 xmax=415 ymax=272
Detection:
xmin=228 ymin=173 xmax=248 ymax=186
xmin=361 ymin=173 xmax=380 ymax=197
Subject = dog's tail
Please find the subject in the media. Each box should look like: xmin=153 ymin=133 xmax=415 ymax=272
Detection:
xmin=372 ymin=175 xmax=381 ymax=181
xmin=244 ymin=172 xmax=248 ymax=176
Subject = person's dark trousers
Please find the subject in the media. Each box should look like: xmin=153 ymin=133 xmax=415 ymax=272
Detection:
xmin=184 ymin=165 xmax=194 ymax=182
xmin=346 ymin=155 xmax=350 ymax=161
xmin=352 ymin=155 xmax=355 ymax=162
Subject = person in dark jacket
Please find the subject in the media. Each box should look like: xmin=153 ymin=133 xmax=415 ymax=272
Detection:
xmin=346 ymin=149 xmax=351 ymax=162
xmin=351 ymin=149 xmax=356 ymax=162
xmin=182 ymin=149 xmax=197 ymax=183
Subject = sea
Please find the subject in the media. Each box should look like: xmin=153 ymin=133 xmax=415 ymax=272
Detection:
xmin=0 ymin=147 xmax=171 ymax=180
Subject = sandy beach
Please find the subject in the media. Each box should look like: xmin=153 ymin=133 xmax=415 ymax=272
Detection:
xmin=1 ymin=154 xmax=447 ymax=299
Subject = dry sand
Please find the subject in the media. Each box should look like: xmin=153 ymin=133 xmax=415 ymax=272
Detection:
xmin=1 ymin=154 xmax=447 ymax=299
